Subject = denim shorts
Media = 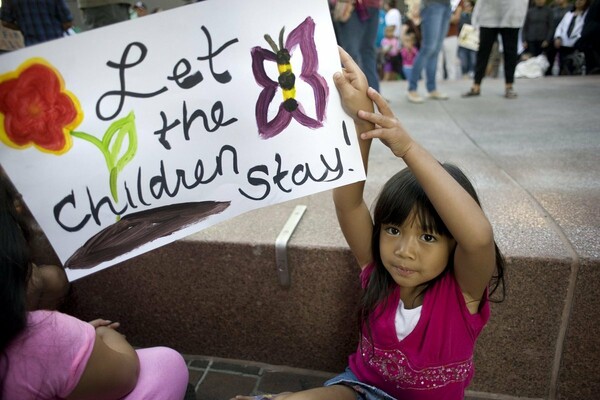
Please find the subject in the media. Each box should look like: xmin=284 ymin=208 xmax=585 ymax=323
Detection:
xmin=324 ymin=368 xmax=397 ymax=400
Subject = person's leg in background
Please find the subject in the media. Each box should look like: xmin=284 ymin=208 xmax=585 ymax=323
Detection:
xmin=458 ymin=46 xmax=476 ymax=78
xmin=424 ymin=3 xmax=451 ymax=95
xmin=458 ymin=46 xmax=469 ymax=76
xmin=468 ymin=48 xmax=477 ymax=76
xmin=463 ymin=26 xmax=498 ymax=96
xmin=448 ymin=36 xmax=460 ymax=80
xmin=545 ymin=43 xmax=558 ymax=75
xmin=360 ymin=6 xmax=381 ymax=91
xmin=441 ymin=35 xmax=460 ymax=80
xmin=336 ymin=7 xmax=380 ymax=91
xmin=408 ymin=2 xmax=451 ymax=102
xmin=336 ymin=13 xmax=362 ymax=65
xmin=499 ymin=27 xmax=520 ymax=98
xmin=407 ymin=3 xmax=435 ymax=100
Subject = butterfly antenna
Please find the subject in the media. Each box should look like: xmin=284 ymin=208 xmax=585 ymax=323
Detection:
xmin=279 ymin=27 xmax=285 ymax=51
xmin=264 ymin=34 xmax=279 ymax=53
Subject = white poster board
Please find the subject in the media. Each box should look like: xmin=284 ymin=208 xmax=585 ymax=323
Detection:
xmin=0 ymin=0 xmax=365 ymax=280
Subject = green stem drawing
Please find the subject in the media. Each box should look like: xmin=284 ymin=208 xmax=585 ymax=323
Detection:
xmin=71 ymin=111 xmax=138 ymax=203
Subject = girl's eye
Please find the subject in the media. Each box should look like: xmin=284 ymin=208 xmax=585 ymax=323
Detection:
xmin=384 ymin=226 xmax=400 ymax=236
xmin=421 ymin=234 xmax=436 ymax=243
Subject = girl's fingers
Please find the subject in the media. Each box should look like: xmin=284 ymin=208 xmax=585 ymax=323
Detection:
xmin=88 ymin=318 xmax=120 ymax=329
xmin=359 ymin=126 xmax=387 ymax=140
xmin=89 ymin=318 xmax=106 ymax=325
xmin=358 ymin=109 xmax=396 ymax=128
xmin=367 ymin=87 xmax=394 ymax=117
xmin=107 ymin=321 xmax=120 ymax=329
xmin=338 ymin=46 xmax=357 ymax=71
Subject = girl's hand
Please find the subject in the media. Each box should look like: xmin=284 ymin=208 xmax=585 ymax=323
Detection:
xmin=89 ymin=319 xmax=121 ymax=330
xmin=357 ymin=87 xmax=414 ymax=159
xmin=333 ymin=46 xmax=374 ymax=126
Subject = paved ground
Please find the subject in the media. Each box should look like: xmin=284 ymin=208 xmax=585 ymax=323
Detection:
xmin=182 ymin=354 xmax=505 ymax=400
xmin=178 ymin=74 xmax=600 ymax=400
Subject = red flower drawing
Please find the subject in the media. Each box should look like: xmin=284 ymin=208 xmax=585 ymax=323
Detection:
xmin=0 ymin=59 xmax=83 ymax=154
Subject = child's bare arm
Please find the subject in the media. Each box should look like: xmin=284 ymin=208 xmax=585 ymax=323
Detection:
xmin=356 ymin=89 xmax=496 ymax=302
xmin=66 ymin=324 xmax=140 ymax=400
xmin=332 ymin=47 xmax=375 ymax=268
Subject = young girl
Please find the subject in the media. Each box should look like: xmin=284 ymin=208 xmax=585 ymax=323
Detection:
xmin=0 ymin=187 xmax=191 ymax=399
xmin=400 ymin=32 xmax=419 ymax=82
xmin=0 ymin=170 xmax=71 ymax=312
xmin=233 ymin=47 xmax=505 ymax=400
xmin=380 ymin=25 xmax=402 ymax=81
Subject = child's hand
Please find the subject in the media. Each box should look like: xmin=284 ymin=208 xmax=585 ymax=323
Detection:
xmin=358 ymin=87 xmax=414 ymax=159
xmin=89 ymin=319 xmax=121 ymax=330
xmin=333 ymin=46 xmax=374 ymax=126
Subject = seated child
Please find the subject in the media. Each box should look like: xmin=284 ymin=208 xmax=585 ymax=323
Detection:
xmin=1 ymin=168 xmax=70 ymax=311
xmin=380 ymin=25 xmax=402 ymax=80
xmin=231 ymin=46 xmax=505 ymax=400
xmin=0 ymin=187 xmax=191 ymax=400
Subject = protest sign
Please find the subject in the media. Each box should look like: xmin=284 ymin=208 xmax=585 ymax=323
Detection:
xmin=0 ymin=0 xmax=365 ymax=280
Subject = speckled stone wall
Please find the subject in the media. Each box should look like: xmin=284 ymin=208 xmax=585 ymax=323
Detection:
xmin=62 ymin=241 xmax=361 ymax=373
xmin=60 ymin=237 xmax=600 ymax=399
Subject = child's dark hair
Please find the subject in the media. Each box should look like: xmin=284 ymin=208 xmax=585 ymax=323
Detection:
xmin=0 ymin=185 xmax=32 ymax=391
xmin=359 ymin=163 xmax=505 ymax=344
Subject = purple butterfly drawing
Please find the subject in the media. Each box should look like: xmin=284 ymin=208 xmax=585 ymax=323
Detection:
xmin=251 ymin=17 xmax=329 ymax=139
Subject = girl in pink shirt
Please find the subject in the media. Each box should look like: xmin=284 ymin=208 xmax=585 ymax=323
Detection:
xmin=0 ymin=187 xmax=190 ymax=400
xmin=233 ymin=47 xmax=505 ymax=400
xmin=401 ymin=32 xmax=419 ymax=81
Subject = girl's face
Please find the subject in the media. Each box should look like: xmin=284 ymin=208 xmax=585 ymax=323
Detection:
xmin=385 ymin=26 xmax=395 ymax=38
xmin=379 ymin=210 xmax=455 ymax=295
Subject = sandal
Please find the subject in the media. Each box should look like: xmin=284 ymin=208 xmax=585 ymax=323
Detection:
xmin=461 ymin=88 xmax=480 ymax=98
xmin=504 ymin=87 xmax=517 ymax=99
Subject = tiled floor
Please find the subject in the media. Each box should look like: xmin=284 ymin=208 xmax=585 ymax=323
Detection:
xmin=182 ymin=355 xmax=509 ymax=400
xmin=183 ymin=355 xmax=335 ymax=400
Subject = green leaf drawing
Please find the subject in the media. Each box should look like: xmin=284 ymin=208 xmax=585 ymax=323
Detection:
xmin=71 ymin=111 xmax=138 ymax=202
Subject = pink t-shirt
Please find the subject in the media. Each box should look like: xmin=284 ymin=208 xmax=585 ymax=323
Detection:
xmin=401 ymin=47 xmax=418 ymax=67
xmin=380 ymin=37 xmax=400 ymax=56
xmin=349 ymin=264 xmax=490 ymax=400
xmin=2 ymin=310 xmax=95 ymax=399
xmin=2 ymin=311 xmax=189 ymax=400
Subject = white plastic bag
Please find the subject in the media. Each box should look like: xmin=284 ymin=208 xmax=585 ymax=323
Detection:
xmin=515 ymin=54 xmax=550 ymax=79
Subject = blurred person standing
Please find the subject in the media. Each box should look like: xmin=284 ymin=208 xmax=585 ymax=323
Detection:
xmin=522 ymin=0 xmax=553 ymax=57
xmin=335 ymin=0 xmax=382 ymax=91
xmin=462 ymin=0 xmax=528 ymax=99
xmin=458 ymin=0 xmax=476 ymax=77
xmin=77 ymin=0 xmax=131 ymax=29
xmin=406 ymin=0 xmax=452 ymax=103
xmin=437 ymin=0 xmax=463 ymax=81
xmin=0 ymin=0 xmax=73 ymax=46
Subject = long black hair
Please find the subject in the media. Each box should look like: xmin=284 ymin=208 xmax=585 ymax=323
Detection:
xmin=359 ymin=163 xmax=505 ymax=345
xmin=0 ymin=185 xmax=32 ymax=392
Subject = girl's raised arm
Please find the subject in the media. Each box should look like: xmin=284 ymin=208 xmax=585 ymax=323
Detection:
xmin=356 ymin=88 xmax=496 ymax=306
xmin=332 ymin=47 xmax=376 ymax=269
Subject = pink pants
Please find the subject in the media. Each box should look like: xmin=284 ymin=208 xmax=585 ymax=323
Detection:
xmin=124 ymin=347 xmax=189 ymax=400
